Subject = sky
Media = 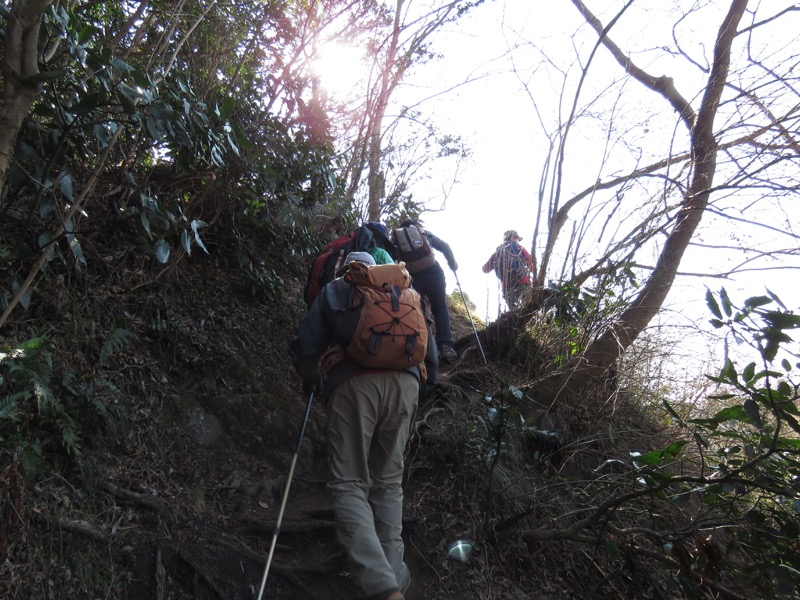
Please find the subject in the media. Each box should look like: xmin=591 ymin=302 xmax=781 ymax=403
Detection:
xmin=317 ymin=0 xmax=800 ymax=383
xmin=406 ymin=0 xmax=799 ymax=379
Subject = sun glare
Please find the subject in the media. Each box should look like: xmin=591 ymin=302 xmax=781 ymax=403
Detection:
xmin=312 ymin=42 xmax=367 ymax=98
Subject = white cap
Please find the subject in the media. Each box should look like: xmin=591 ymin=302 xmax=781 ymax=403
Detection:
xmin=343 ymin=251 xmax=376 ymax=267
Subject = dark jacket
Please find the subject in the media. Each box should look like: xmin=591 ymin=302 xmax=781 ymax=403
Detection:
xmin=290 ymin=275 xmax=437 ymax=398
xmin=425 ymin=229 xmax=458 ymax=272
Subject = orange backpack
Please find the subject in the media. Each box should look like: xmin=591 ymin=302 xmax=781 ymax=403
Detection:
xmin=338 ymin=262 xmax=428 ymax=370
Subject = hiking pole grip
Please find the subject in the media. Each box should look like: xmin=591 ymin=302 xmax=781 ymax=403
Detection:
xmin=453 ymin=271 xmax=487 ymax=365
xmin=256 ymin=391 xmax=316 ymax=600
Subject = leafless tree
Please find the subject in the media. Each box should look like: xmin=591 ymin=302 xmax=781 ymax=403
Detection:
xmin=489 ymin=0 xmax=799 ymax=403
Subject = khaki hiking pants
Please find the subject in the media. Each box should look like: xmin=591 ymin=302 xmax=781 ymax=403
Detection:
xmin=326 ymin=371 xmax=419 ymax=599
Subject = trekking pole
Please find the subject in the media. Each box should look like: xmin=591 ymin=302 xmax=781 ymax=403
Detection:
xmin=453 ymin=271 xmax=487 ymax=365
xmin=256 ymin=391 xmax=316 ymax=600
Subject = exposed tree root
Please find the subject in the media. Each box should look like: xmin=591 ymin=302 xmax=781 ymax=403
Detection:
xmin=96 ymin=479 xmax=168 ymax=513
xmin=31 ymin=511 xmax=108 ymax=541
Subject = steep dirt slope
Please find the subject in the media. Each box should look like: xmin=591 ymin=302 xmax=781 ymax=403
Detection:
xmin=1 ymin=247 xmax=663 ymax=600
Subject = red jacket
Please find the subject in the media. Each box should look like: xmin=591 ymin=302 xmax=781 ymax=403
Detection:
xmin=482 ymin=244 xmax=533 ymax=285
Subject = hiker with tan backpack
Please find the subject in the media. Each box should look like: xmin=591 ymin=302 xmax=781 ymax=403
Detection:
xmin=291 ymin=251 xmax=435 ymax=600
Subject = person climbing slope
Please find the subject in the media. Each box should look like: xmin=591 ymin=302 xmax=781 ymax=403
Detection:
xmin=392 ymin=219 xmax=459 ymax=362
xmin=291 ymin=251 xmax=433 ymax=600
xmin=482 ymin=229 xmax=534 ymax=310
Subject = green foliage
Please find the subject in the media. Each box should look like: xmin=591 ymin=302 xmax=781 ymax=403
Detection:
xmin=0 ymin=338 xmax=83 ymax=476
xmin=546 ymin=262 xmax=637 ymax=327
xmin=1 ymin=0 xmax=343 ymax=314
xmin=99 ymin=328 xmax=134 ymax=367
xmin=475 ymin=289 xmax=800 ymax=598
xmin=544 ymin=262 xmax=638 ymax=365
xmin=623 ymin=289 xmax=800 ymax=598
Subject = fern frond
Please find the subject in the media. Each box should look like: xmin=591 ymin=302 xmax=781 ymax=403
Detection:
xmin=60 ymin=427 xmax=82 ymax=456
xmin=33 ymin=380 xmax=56 ymax=413
xmin=99 ymin=328 xmax=134 ymax=367
xmin=17 ymin=441 xmax=48 ymax=478
xmin=0 ymin=394 xmax=23 ymax=421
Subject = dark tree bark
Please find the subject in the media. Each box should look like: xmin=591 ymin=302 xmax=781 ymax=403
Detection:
xmin=0 ymin=0 xmax=55 ymax=199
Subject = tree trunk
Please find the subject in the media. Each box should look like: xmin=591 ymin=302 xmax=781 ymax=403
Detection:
xmin=0 ymin=0 xmax=55 ymax=199
xmin=529 ymin=0 xmax=748 ymax=403
xmin=365 ymin=0 xmax=404 ymax=221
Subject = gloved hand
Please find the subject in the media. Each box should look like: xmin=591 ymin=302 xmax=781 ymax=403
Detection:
xmin=303 ymin=378 xmax=320 ymax=395
xmin=449 ymin=260 xmax=458 ymax=272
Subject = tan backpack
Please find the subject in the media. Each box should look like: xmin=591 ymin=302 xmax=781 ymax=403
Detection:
xmin=338 ymin=262 xmax=428 ymax=370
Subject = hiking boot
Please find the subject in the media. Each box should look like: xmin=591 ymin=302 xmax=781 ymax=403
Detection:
xmin=439 ymin=344 xmax=457 ymax=362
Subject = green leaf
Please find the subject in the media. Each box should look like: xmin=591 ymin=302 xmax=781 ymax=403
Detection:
xmin=742 ymin=362 xmax=756 ymax=383
xmin=181 ymin=230 xmax=192 ymax=255
xmin=39 ymin=197 xmax=56 ymax=219
xmin=131 ymin=69 xmax=151 ymax=89
xmin=154 ymin=240 xmax=170 ymax=263
xmin=764 ymin=311 xmax=800 ymax=329
xmin=140 ymin=211 xmax=151 ymax=236
xmin=782 ymin=358 xmax=792 ymax=372
xmin=720 ymin=288 xmax=733 ymax=317
xmin=631 ymin=449 xmax=665 ymax=466
xmin=766 ymin=288 xmax=787 ymax=310
xmin=712 ymin=404 xmax=748 ymax=423
xmin=151 ymin=107 xmax=177 ymax=121
xmin=68 ymin=93 xmax=104 ymax=115
xmin=119 ymin=93 xmax=136 ymax=115
xmin=720 ymin=358 xmax=738 ymax=383
xmin=58 ymin=172 xmax=74 ymax=201
xmin=110 ymin=59 xmax=135 ymax=73
xmin=764 ymin=331 xmax=793 ymax=362
xmin=94 ymin=123 xmax=110 ymax=148
xmin=777 ymin=437 xmax=800 ymax=450
xmin=66 ymin=233 xmax=86 ymax=265
xmin=706 ymin=288 xmax=722 ymax=319
xmin=662 ymin=399 xmax=685 ymax=425
xmin=744 ymin=295 xmax=772 ymax=309
xmin=753 ymin=369 xmax=783 ymax=381
xmin=663 ymin=440 xmax=687 ymax=457
xmin=146 ymin=116 xmax=163 ymax=142
xmin=99 ymin=328 xmax=133 ymax=367
xmin=219 ymin=96 xmax=235 ymax=120
xmin=743 ymin=399 xmax=762 ymax=427
xmin=231 ymin=122 xmax=255 ymax=151
xmin=77 ymin=25 xmax=96 ymax=45
xmin=190 ymin=220 xmax=209 ymax=254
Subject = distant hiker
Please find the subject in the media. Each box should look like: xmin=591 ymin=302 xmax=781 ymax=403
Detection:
xmin=291 ymin=251 xmax=433 ymax=600
xmin=392 ymin=219 xmax=458 ymax=363
xmin=482 ymin=229 xmax=534 ymax=310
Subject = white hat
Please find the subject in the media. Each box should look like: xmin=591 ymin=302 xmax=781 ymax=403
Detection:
xmin=343 ymin=251 xmax=376 ymax=267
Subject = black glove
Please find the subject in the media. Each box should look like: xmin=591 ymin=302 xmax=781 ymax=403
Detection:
xmin=449 ymin=260 xmax=458 ymax=272
xmin=303 ymin=378 xmax=320 ymax=395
